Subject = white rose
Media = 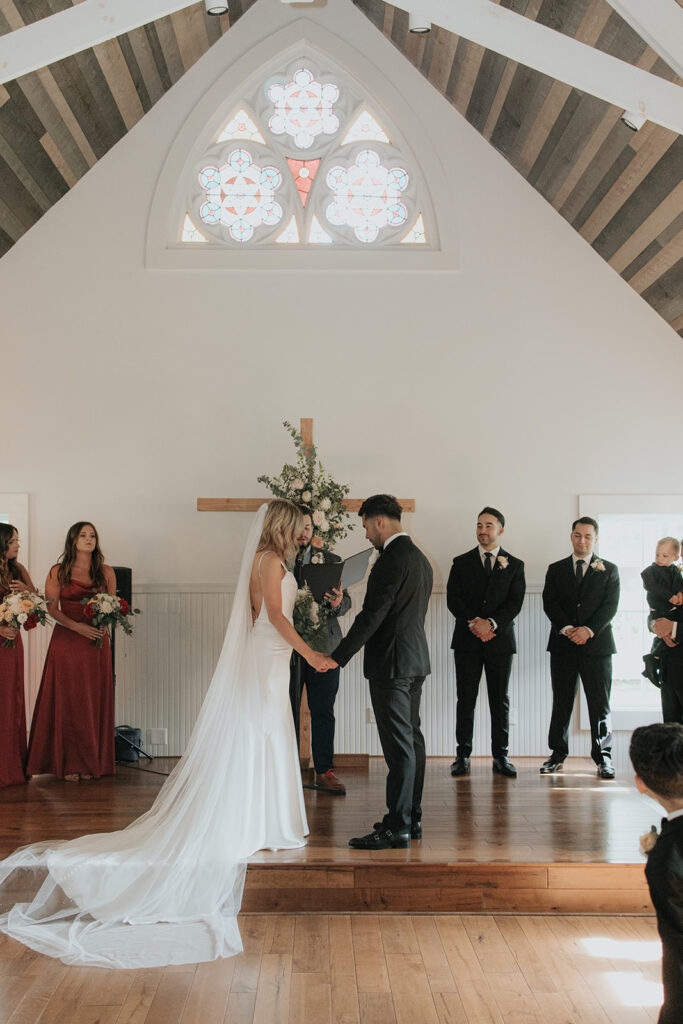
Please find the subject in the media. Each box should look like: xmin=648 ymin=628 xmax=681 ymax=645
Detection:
xmin=292 ymin=478 xmax=304 ymax=490
xmin=302 ymin=491 xmax=312 ymax=502
xmin=321 ymin=498 xmax=331 ymax=511
xmin=319 ymin=516 xmax=329 ymax=532
xmin=17 ymin=613 xmax=27 ymax=624
xmin=312 ymin=510 xmax=324 ymax=526
xmin=310 ymin=603 xmax=319 ymax=625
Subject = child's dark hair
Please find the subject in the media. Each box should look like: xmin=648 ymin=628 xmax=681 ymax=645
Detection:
xmin=630 ymin=723 xmax=683 ymax=799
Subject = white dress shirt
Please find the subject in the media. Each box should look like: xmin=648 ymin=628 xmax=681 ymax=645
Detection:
xmin=560 ymin=553 xmax=595 ymax=638
xmin=382 ymin=531 xmax=408 ymax=551
xmin=477 ymin=545 xmax=500 ymax=632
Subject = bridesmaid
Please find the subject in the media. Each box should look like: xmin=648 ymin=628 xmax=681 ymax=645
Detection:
xmin=0 ymin=524 xmax=37 ymax=787
xmin=27 ymin=522 xmax=116 ymax=782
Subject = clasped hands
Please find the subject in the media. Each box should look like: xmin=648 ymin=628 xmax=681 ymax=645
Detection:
xmin=564 ymin=626 xmax=592 ymax=645
xmin=652 ymin=617 xmax=679 ymax=648
xmin=468 ymin=617 xmax=495 ymax=642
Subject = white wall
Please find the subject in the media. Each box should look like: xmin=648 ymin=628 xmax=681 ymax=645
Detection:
xmin=3 ymin=0 xmax=679 ymax=761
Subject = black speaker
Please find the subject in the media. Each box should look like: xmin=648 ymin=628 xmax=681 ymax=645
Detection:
xmin=112 ymin=566 xmax=132 ymax=605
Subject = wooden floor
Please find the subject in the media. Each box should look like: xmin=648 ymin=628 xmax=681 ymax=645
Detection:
xmin=0 ymin=757 xmax=658 ymax=915
xmin=0 ymin=913 xmax=664 ymax=1023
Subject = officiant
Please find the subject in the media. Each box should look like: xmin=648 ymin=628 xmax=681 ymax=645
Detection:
xmin=290 ymin=506 xmax=351 ymax=794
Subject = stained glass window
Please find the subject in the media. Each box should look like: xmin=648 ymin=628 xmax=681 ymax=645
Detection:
xmin=181 ymin=214 xmax=207 ymax=242
xmin=326 ymin=150 xmax=409 ymax=243
xmin=342 ymin=110 xmax=389 ymax=145
xmin=182 ymin=57 xmax=429 ymax=249
xmin=217 ymin=109 xmax=265 ymax=144
xmin=198 ymin=149 xmax=283 ymax=242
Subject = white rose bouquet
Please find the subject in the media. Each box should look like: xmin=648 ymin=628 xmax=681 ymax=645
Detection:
xmin=81 ymin=592 xmax=139 ymax=648
xmin=293 ymin=584 xmax=330 ymax=652
xmin=0 ymin=590 xmax=51 ymax=648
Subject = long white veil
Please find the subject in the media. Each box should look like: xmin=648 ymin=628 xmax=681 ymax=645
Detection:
xmin=0 ymin=504 xmax=271 ymax=969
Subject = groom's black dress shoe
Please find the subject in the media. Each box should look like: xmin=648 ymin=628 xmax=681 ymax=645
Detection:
xmin=374 ymin=820 xmax=422 ymax=839
xmin=540 ymin=757 xmax=564 ymax=774
xmin=348 ymin=828 xmax=411 ymax=850
xmin=492 ymin=757 xmax=517 ymax=777
xmin=450 ymin=757 xmax=470 ymax=776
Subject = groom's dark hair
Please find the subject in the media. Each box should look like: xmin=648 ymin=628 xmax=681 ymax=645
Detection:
xmin=298 ymin=505 xmax=313 ymax=518
xmin=479 ymin=506 xmax=505 ymax=528
xmin=359 ymin=494 xmax=402 ymax=522
xmin=630 ymin=723 xmax=683 ymax=798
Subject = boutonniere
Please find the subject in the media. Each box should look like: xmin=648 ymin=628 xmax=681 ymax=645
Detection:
xmin=496 ymin=556 xmax=509 ymax=570
xmin=311 ymin=552 xmax=324 ymax=565
xmin=591 ymin=559 xmax=606 ymax=572
xmin=640 ymin=825 xmax=658 ymax=856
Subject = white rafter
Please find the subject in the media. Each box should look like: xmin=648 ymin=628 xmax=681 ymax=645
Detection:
xmin=0 ymin=0 xmax=198 ymax=85
xmin=393 ymin=0 xmax=683 ymax=135
xmin=603 ymin=0 xmax=683 ymax=79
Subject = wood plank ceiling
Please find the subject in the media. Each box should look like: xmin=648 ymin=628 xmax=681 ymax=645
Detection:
xmin=0 ymin=0 xmax=680 ymax=334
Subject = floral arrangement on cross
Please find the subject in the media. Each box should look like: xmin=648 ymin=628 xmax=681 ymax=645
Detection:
xmin=257 ymin=421 xmax=352 ymax=552
xmin=258 ymin=420 xmax=353 ymax=645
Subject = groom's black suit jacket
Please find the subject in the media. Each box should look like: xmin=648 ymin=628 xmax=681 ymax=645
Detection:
xmin=331 ymin=536 xmax=433 ymax=680
xmin=645 ymin=815 xmax=683 ymax=1023
xmin=446 ymin=547 xmax=525 ymax=656
xmin=543 ymin=555 xmax=619 ymax=657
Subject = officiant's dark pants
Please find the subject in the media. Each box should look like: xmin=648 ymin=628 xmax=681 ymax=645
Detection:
xmin=548 ymin=652 xmax=612 ymax=764
xmin=369 ymin=676 xmax=425 ymax=833
xmin=289 ymin=655 xmax=340 ymax=774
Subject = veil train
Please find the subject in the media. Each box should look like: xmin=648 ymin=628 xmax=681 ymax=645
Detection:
xmin=0 ymin=504 xmax=275 ymax=969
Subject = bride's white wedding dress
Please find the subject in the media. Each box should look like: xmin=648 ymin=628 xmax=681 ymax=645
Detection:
xmin=0 ymin=506 xmax=308 ymax=969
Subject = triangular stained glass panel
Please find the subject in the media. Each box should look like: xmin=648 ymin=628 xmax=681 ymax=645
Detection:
xmin=181 ymin=214 xmax=207 ymax=242
xmin=286 ymin=158 xmax=321 ymax=206
xmin=217 ymin=109 xmax=265 ymax=144
xmin=342 ymin=110 xmax=390 ymax=145
xmin=276 ymin=216 xmax=300 ymax=243
xmin=309 ymin=215 xmax=333 ymax=244
xmin=400 ymin=214 xmax=426 ymax=244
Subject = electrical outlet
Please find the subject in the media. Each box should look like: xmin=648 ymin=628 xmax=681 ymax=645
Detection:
xmin=148 ymin=728 xmax=167 ymax=745
xmin=365 ymin=707 xmax=376 ymax=725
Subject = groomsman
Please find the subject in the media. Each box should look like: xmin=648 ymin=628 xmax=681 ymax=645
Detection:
xmin=541 ymin=517 xmax=620 ymax=779
xmin=447 ymin=507 xmax=526 ymax=778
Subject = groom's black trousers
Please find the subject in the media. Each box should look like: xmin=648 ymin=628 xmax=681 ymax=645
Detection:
xmin=369 ymin=676 xmax=425 ymax=833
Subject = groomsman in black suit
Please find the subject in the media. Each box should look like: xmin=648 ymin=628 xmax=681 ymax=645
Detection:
xmin=630 ymin=723 xmax=683 ymax=1024
xmin=447 ymin=507 xmax=526 ymax=778
xmin=650 ymin=586 xmax=683 ymax=725
xmin=326 ymin=494 xmax=433 ymax=850
xmin=541 ymin=517 xmax=620 ymax=779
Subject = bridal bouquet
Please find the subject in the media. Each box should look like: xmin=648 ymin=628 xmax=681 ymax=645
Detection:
xmin=81 ymin=592 xmax=139 ymax=648
xmin=0 ymin=590 xmax=51 ymax=648
xmin=293 ymin=584 xmax=330 ymax=652
xmin=257 ymin=421 xmax=352 ymax=549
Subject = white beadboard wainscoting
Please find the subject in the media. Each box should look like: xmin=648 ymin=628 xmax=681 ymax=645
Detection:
xmin=25 ymin=585 xmax=647 ymax=775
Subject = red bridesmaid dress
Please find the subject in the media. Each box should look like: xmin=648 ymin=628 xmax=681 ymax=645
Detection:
xmin=26 ymin=579 xmax=115 ymax=779
xmin=0 ymin=587 xmax=28 ymax=787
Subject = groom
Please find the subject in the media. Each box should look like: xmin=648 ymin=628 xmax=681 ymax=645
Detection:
xmin=324 ymin=494 xmax=433 ymax=850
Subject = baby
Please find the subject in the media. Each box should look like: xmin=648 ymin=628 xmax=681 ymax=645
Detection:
xmin=641 ymin=537 xmax=682 ymax=685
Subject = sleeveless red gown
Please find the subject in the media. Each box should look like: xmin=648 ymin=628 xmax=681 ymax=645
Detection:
xmin=0 ymin=588 xmax=28 ymax=787
xmin=26 ymin=580 xmax=115 ymax=779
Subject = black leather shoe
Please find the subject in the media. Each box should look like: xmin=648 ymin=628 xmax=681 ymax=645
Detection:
xmin=597 ymin=760 xmax=615 ymax=780
xmin=374 ymin=820 xmax=422 ymax=839
xmin=540 ymin=757 xmax=564 ymax=774
xmin=492 ymin=756 xmax=517 ymax=777
xmin=450 ymin=756 xmax=470 ymax=776
xmin=642 ymin=654 xmax=662 ymax=688
xmin=349 ymin=828 xmax=411 ymax=850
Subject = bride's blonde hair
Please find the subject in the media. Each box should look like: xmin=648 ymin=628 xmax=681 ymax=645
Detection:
xmin=257 ymin=499 xmax=303 ymax=563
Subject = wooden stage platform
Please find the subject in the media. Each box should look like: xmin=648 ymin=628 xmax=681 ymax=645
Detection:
xmin=0 ymin=758 xmax=657 ymax=916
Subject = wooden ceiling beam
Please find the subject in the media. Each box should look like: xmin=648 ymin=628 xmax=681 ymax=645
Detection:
xmin=392 ymin=1 xmax=683 ymax=135
xmin=0 ymin=0 xmax=200 ymax=85
xmin=603 ymin=0 xmax=683 ymax=79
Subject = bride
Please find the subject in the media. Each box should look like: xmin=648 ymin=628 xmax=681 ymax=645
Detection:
xmin=0 ymin=500 xmax=330 ymax=969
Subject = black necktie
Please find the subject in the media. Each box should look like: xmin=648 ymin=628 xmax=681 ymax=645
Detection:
xmin=484 ymin=552 xmax=493 ymax=576
xmin=575 ymin=559 xmax=585 ymax=585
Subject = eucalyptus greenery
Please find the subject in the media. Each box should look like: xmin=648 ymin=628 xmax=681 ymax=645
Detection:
xmin=257 ymin=421 xmax=352 ymax=550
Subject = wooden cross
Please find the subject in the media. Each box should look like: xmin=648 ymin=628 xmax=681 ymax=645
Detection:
xmin=197 ymin=417 xmax=415 ymax=768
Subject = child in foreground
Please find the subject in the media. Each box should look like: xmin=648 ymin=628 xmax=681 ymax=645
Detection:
xmin=630 ymin=723 xmax=683 ymax=1024
xmin=641 ymin=538 xmax=682 ymax=686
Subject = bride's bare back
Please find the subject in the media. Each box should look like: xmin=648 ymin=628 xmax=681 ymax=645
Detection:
xmin=249 ymin=549 xmax=285 ymax=623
